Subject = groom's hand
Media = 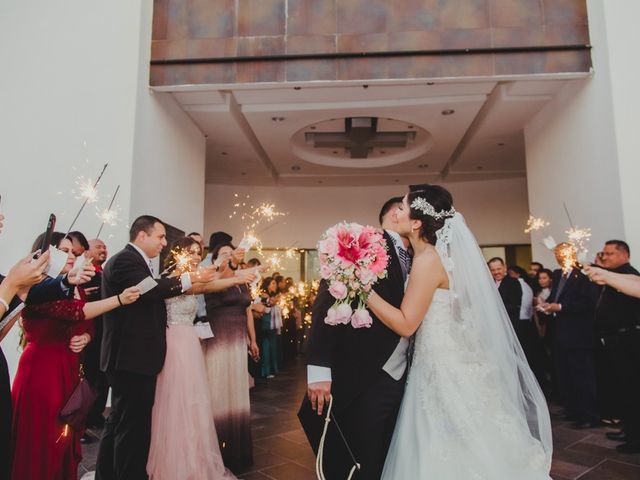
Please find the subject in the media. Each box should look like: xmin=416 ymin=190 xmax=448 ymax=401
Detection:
xmin=308 ymin=381 xmax=332 ymax=416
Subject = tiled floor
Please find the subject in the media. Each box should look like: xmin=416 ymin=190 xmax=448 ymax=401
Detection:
xmin=80 ymin=357 xmax=640 ymax=479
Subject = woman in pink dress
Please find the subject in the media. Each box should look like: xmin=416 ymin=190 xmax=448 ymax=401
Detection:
xmin=147 ymin=237 xmax=256 ymax=480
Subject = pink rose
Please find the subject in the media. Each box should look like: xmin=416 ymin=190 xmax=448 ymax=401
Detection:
xmin=335 ymin=303 xmax=353 ymax=325
xmin=324 ymin=307 xmax=338 ymax=326
xmin=351 ymin=308 xmax=372 ymax=328
xmin=319 ymin=237 xmax=339 ymax=257
xmin=320 ymin=263 xmax=334 ymax=279
xmin=329 ymin=281 xmax=348 ymax=300
xmin=357 ymin=268 xmax=375 ymax=285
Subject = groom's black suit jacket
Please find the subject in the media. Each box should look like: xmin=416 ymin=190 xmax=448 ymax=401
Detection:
xmin=100 ymin=244 xmax=184 ymax=376
xmin=298 ymin=230 xmax=405 ymax=448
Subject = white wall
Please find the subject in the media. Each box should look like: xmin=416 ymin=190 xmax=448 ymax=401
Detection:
xmin=0 ymin=1 xmax=205 ymax=379
xmin=130 ymin=1 xmax=206 ymax=233
xmin=602 ymin=0 xmax=640 ymax=256
xmin=204 ymin=177 xmax=531 ymax=249
xmin=523 ymin=0 xmax=633 ymax=268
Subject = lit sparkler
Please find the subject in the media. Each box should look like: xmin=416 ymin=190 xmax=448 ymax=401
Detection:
xmin=66 ymin=163 xmax=108 ymax=234
xmin=96 ymin=185 xmax=120 ymax=238
xmin=161 ymin=247 xmax=195 ymax=276
xmin=524 ymin=215 xmax=550 ymax=234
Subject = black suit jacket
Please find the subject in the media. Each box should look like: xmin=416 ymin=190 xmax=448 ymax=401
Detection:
xmin=549 ymin=268 xmax=599 ymax=349
xmin=498 ymin=275 xmax=522 ymax=327
xmin=299 ymin=231 xmax=405 ymax=447
xmin=100 ymin=244 xmax=184 ymax=376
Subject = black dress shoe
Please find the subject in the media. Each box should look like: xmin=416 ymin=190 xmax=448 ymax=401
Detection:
xmin=570 ymin=420 xmax=601 ymax=430
xmin=606 ymin=431 xmax=627 ymax=441
xmin=615 ymin=442 xmax=640 ymax=454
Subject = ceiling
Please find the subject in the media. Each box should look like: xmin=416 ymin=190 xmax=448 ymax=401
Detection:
xmin=155 ymin=75 xmax=586 ymax=186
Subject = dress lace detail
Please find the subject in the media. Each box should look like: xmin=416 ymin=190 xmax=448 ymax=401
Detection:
xmin=165 ymin=295 xmax=198 ymax=326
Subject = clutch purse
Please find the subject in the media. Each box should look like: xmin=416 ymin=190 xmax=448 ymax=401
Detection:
xmin=59 ymin=363 xmax=97 ymax=431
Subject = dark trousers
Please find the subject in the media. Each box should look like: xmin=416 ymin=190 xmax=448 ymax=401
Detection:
xmin=84 ymin=319 xmax=109 ymax=426
xmin=554 ymin=344 xmax=598 ymax=423
xmin=604 ymin=330 xmax=640 ymax=441
xmin=0 ymin=349 xmax=11 ymax=480
xmin=302 ymin=369 xmax=405 ymax=480
xmin=95 ymin=371 xmax=157 ymax=480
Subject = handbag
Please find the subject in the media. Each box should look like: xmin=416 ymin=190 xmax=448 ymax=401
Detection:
xmin=59 ymin=361 xmax=98 ymax=431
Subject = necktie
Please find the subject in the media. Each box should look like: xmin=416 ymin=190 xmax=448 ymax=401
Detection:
xmin=148 ymin=260 xmax=155 ymax=277
xmin=553 ymin=273 xmax=568 ymax=302
xmin=398 ymin=246 xmax=411 ymax=279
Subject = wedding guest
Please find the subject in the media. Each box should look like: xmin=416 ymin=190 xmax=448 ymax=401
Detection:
xmin=533 ymin=269 xmax=555 ymax=395
xmin=0 ymin=252 xmax=50 ymax=479
xmin=83 ymin=238 xmax=109 ymax=433
xmin=585 ymin=264 xmax=640 ymax=298
xmin=541 ymin=243 xmax=599 ymax=429
xmin=147 ymin=237 xmax=253 ymax=479
xmin=95 ymin=216 xmax=214 ymax=480
xmin=259 ymin=277 xmax=280 ymax=379
xmin=593 ymin=240 xmax=640 ymax=453
xmin=203 ymin=238 xmax=259 ymax=470
xmin=528 ymin=261 xmax=544 ymax=280
xmin=68 ymin=230 xmax=90 ymax=257
xmin=488 ymin=257 xmax=522 ymax=328
xmin=195 ymin=232 xmax=233 ymax=324
xmin=11 ymin=232 xmax=140 ymax=480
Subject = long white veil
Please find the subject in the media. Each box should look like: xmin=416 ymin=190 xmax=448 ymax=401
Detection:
xmin=435 ymin=212 xmax=553 ymax=470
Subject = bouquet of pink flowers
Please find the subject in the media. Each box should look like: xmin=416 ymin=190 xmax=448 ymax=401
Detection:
xmin=317 ymin=222 xmax=389 ymax=328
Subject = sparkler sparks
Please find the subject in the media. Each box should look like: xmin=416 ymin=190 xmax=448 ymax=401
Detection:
xmin=97 ymin=206 xmax=120 ymax=227
xmin=162 ymin=247 xmax=195 ymax=276
xmin=524 ymin=215 xmax=550 ymax=234
xmin=73 ymin=176 xmax=99 ymax=204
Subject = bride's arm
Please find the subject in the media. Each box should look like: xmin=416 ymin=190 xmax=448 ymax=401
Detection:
xmin=367 ymin=251 xmax=446 ymax=337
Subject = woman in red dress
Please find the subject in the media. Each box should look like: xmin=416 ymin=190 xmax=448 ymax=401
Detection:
xmin=10 ymin=233 xmax=140 ymax=480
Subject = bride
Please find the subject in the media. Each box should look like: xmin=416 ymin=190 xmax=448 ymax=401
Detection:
xmin=367 ymin=184 xmax=553 ymax=479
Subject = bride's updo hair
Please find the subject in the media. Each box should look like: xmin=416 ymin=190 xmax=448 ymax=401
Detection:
xmin=407 ymin=184 xmax=454 ymax=245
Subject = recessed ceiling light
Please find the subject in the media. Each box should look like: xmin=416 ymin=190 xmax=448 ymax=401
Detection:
xmin=271 ymin=116 xmax=285 ymax=122
xmin=291 ymin=165 xmax=301 ymax=171
xmin=441 ymin=109 xmax=455 ymax=115
xmin=418 ymin=163 xmax=429 ymax=169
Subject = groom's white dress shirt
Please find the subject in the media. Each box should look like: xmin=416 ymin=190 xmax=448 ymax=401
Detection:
xmin=307 ymin=229 xmax=409 ymax=384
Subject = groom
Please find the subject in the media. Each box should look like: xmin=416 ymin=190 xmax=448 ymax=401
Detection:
xmin=298 ymin=197 xmax=411 ymax=480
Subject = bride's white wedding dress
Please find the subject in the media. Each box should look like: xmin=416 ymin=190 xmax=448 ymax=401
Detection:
xmin=382 ymin=214 xmax=552 ymax=480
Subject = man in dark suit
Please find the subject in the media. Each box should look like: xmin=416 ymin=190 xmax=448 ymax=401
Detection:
xmin=298 ymin=197 xmax=409 ymax=480
xmin=594 ymin=240 xmax=640 ymax=453
xmin=541 ymin=243 xmax=599 ymax=429
xmin=488 ymin=257 xmax=522 ymax=328
xmin=95 ymin=216 xmax=214 ymax=480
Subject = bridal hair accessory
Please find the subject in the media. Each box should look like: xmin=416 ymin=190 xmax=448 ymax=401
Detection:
xmin=316 ymin=395 xmax=360 ymax=480
xmin=410 ymin=197 xmax=456 ymax=220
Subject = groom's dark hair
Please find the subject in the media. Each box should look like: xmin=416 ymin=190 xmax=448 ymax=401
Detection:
xmin=379 ymin=196 xmax=403 ymax=225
